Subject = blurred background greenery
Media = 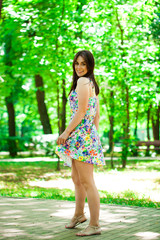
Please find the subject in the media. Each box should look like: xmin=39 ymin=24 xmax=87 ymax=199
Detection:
xmin=0 ymin=0 xmax=160 ymax=167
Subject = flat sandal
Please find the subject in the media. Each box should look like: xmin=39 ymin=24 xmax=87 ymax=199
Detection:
xmin=76 ymin=225 xmax=101 ymax=236
xmin=65 ymin=214 xmax=87 ymax=229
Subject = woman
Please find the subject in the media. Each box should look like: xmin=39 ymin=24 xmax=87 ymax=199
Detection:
xmin=55 ymin=50 xmax=105 ymax=237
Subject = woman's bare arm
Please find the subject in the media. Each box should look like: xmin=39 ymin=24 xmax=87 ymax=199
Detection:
xmin=93 ymin=96 xmax=100 ymax=131
xmin=57 ymin=77 xmax=89 ymax=145
xmin=65 ymin=77 xmax=89 ymax=133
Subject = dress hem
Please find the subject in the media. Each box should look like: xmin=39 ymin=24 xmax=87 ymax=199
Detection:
xmin=55 ymin=149 xmax=105 ymax=167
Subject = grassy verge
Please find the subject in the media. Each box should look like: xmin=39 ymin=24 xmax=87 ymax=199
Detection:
xmin=0 ymin=185 xmax=159 ymax=208
xmin=0 ymin=160 xmax=160 ymax=208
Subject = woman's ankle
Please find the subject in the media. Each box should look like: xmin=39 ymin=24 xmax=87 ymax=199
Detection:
xmin=74 ymin=212 xmax=85 ymax=217
xmin=89 ymin=221 xmax=99 ymax=227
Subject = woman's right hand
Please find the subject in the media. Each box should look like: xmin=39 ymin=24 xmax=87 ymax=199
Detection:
xmin=56 ymin=130 xmax=70 ymax=145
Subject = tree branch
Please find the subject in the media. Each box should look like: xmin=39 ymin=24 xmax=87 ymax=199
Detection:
xmin=115 ymin=7 xmax=124 ymax=45
xmin=56 ymin=0 xmax=65 ymax=50
xmin=0 ymin=0 xmax=3 ymax=20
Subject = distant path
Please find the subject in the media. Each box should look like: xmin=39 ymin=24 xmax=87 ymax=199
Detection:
xmin=0 ymin=156 xmax=160 ymax=162
xmin=0 ymin=197 xmax=160 ymax=240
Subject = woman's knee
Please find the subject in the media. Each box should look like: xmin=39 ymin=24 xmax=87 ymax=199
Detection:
xmin=71 ymin=172 xmax=81 ymax=186
xmin=79 ymin=177 xmax=94 ymax=190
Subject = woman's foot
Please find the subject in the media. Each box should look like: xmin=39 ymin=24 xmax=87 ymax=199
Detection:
xmin=76 ymin=225 xmax=101 ymax=236
xmin=65 ymin=214 xmax=87 ymax=229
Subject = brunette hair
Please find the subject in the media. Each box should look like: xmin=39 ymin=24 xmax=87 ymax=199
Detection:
xmin=69 ymin=50 xmax=99 ymax=95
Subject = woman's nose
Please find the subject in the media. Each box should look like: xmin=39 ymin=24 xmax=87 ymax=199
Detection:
xmin=77 ymin=65 xmax=82 ymax=69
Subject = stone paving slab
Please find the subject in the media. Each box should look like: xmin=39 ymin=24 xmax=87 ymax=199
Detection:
xmin=0 ymin=197 xmax=160 ymax=240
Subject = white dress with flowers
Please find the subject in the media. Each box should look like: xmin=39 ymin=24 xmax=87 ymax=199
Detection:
xmin=55 ymin=80 xmax=105 ymax=167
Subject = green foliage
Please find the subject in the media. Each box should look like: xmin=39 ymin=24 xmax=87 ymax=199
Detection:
xmin=0 ymin=0 xmax=159 ymax=162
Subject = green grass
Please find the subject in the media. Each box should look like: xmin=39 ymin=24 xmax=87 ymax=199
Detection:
xmin=0 ymin=186 xmax=159 ymax=208
xmin=0 ymin=160 xmax=160 ymax=208
xmin=98 ymin=159 xmax=160 ymax=172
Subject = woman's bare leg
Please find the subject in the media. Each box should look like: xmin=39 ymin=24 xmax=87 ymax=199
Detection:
xmin=71 ymin=159 xmax=86 ymax=217
xmin=74 ymin=160 xmax=100 ymax=226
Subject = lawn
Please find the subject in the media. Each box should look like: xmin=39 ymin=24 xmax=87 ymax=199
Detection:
xmin=0 ymin=159 xmax=160 ymax=208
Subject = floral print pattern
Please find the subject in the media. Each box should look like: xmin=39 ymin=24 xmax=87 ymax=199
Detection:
xmin=55 ymin=80 xmax=105 ymax=167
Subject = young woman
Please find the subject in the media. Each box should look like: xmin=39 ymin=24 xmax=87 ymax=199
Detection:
xmin=55 ymin=50 xmax=105 ymax=236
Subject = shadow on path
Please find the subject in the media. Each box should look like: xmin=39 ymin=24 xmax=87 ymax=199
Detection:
xmin=0 ymin=197 xmax=160 ymax=240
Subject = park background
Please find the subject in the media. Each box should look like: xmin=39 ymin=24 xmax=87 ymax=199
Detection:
xmin=0 ymin=0 xmax=160 ymax=208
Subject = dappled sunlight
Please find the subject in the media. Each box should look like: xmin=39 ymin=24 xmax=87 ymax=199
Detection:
xmin=135 ymin=231 xmax=160 ymax=239
xmin=0 ymin=197 xmax=159 ymax=239
xmin=100 ymin=208 xmax=138 ymax=224
xmin=50 ymin=205 xmax=77 ymax=219
xmin=114 ymin=208 xmax=138 ymax=214
xmin=94 ymin=171 xmax=160 ymax=202
xmin=29 ymin=178 xmax=74 ymax=190
xmin=0 ymin=215 xmax=22 ymax=219
xmin=3 ymin=210 xmax=23 ymax=215
xmin=3 ymin=228 xmax=26 ymax=237
xmin=3 ymin=222 xmax=20 ymax=226
xmin=1 ymin=161 xmax=160 ymax=206
xmin=28 ymin=169 xmax=160 ymax=202
xmin=32 ymin=208 xmax=50 ymax=212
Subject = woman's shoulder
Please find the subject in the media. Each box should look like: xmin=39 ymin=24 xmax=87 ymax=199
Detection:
xmin=77 ymin=77 xmax=90 ymax=85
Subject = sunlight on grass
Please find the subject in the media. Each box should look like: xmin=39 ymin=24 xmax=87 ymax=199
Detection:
xmin=0 ymin=160 xmax=160 ymax=208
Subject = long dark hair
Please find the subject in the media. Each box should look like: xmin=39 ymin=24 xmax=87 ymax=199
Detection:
xmin=69 ymin=50 xmax=99 ymax=95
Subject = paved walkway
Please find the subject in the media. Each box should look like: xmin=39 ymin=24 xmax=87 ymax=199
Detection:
xmin=0 ymin=198 xmax=160 ymax=240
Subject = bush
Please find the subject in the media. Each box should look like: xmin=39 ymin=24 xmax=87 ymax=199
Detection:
xmin=32 ymin=134 xmax=58 ymax=156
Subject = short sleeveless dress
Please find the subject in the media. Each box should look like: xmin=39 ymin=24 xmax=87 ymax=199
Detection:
xmin=55 ymin=79 xmax=105 ymax=167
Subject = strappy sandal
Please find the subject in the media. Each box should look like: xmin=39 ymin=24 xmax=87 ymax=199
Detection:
xmin=65 ymin=214 xmax=87 ymax=229
xmin=76 ymin=225 xmax=101 ymax=236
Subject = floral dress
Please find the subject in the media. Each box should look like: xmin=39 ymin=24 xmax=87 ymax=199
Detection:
xmin=55 ymin=80 xmax=105 ymax=167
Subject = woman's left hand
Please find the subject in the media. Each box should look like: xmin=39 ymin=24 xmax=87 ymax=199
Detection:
xmin=56 ymin=130 xmax=70 ymax=145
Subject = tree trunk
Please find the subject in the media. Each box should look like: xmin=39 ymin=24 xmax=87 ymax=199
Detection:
xmin=146 ymin=106 xmax=151 ymax=156
xmin=4 ymin=30 xmax=17 ymax=157
xmin=147 ymin=107 xmax=151 ymax=140
xmin=109 ymin=116 xmax=114 ymax=151
xmin=56 ymin=78 xmax=62 ymax=135
xmin=56 ymin=78 xmax=61 ymax=171
xmin=126 ymin=86 xmax=130 ymax=137
xmin=35 ymin=74 xmax=52 ymax=134
xmin=101 ymin=88 xmax=114 ymax=168
xmin=134 ymin=101 xmax=139 ymax=138
xmin=121 ymin=86 xmax=130 ymax=168
xmin=116 ymin=8 xmax=130 ymax=168
xmin=133 ymin=101 xmax=139 ymax=156
xmin=5 ymin=96 xmax=17 ymax=157
xmin=152 ymin=105 xmax=160 ymax=140
xmin=151 ymin=105 xmax=160 ymax=153
xmin=61 ymin=78 xmax=67 ymax=133
xmin=0 ymin=0 xmax=3 ymax=19
xmin=108 ymin=90 xmax=114 ymax=168
xmin=108 ymin=90 xmax=114 ymax=154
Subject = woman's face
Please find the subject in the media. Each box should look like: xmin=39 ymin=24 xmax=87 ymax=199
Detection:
xmin=75 ymin=56 xmax=88 ymax=77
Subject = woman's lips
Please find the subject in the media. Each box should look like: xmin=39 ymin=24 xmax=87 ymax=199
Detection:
xmin=77 ymin=71 xmax=83 ymax=74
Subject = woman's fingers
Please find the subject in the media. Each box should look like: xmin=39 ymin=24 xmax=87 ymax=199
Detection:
xmin=57 ymin=130 xmax=69 ymax=145
xmin=57 ymin=137 xmax=66 ymax=145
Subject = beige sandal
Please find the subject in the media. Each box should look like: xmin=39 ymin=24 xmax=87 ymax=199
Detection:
xmin=65 ymin=214 xmax=87 ymax=229
xmin=76 ymin=225 xmax=101 ymax=236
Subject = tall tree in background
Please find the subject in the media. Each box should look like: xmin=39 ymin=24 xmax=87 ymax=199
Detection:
xmin=1 ymin=7 xmax=17 ymax=156
xmin=35 ymin=74 xmax=52 ymax=134
xmin=150 ymin=3 xmax=160 ymax=147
